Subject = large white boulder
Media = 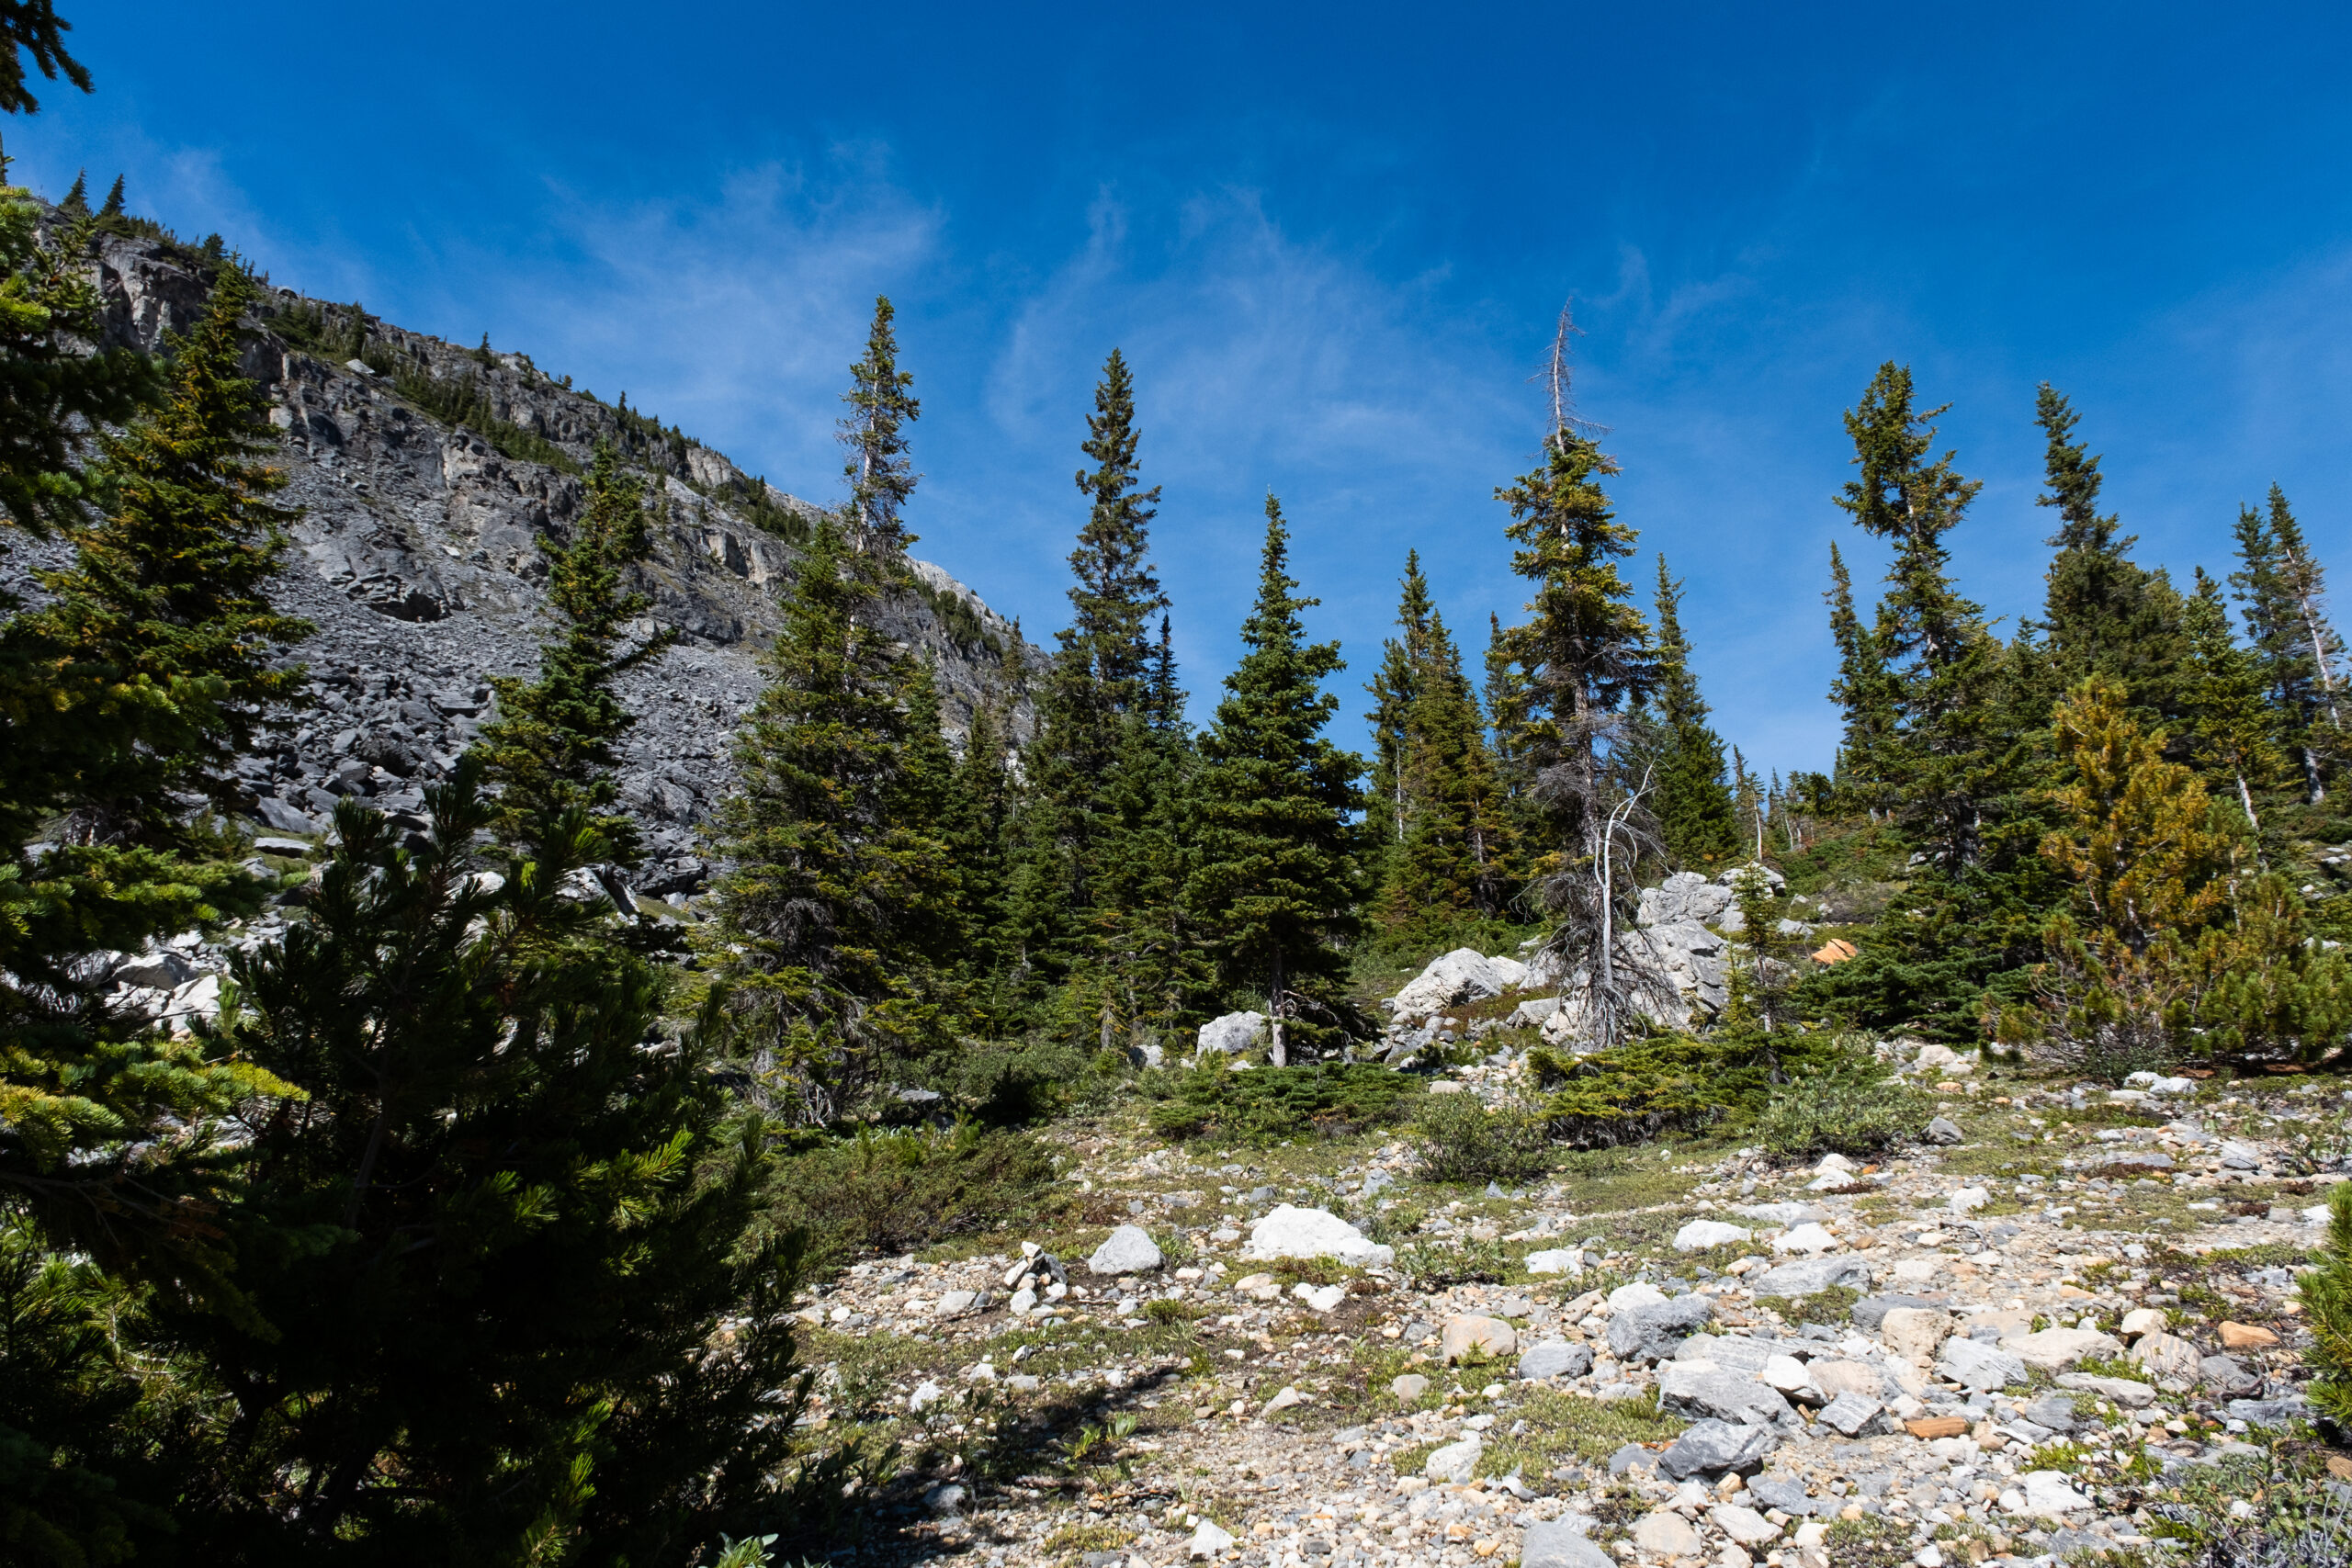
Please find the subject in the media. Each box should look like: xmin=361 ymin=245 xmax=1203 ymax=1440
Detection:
xmin=1637 ymin=871 xmax=1733 ymax=929
xmin=1241 ymin=1204 xmax=1395 ymax=1268
xmin=1087 ymin=1224 xmax=1164 ymax=1275
xmin=1389 ymin=949 xmax=1521 ymax=1021
xmin=1194 ymin=1010 xmax=1267 ymax=1059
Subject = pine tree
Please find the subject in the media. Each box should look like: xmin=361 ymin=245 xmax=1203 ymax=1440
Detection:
xmin=1187 ymin=496 xmax=1365 ymax=1064
xmin=165 ymin=766 xmax=805 ymax=1561
xmin=94 ymin=170 xmax=119 ymax=219
xmin=17 ymin=264 xmax=311 ymax=846
xmin=1385 ymin=609 xmax=1510 ymax=934
xmin=2264 ymin=484 xmax=2346 ymax=773
xmin=55 ymin=167 xmax=81 ymax=212
xmin=840 ymin=295 xmax=919 ymax=556
xmin=1824 ymin=541 xmax=1897 ymax=817
xmin=2231 ymin=495 xmax=2327 ymax=800
xmin=1365 ymin=550 xmax=1432 ymax=860
xmin=1491 ymin=320 xmax=1662 ymax=1046
xmin=2182 ymin=567 xmax=2282 ymax=833
xmin=1017 ymin=351 xmax=1172 ymax=993
xmin=709 ymin=511 xmax=956 ymax=1119
xmin=2027 ymin=384 xmax=2188 ymax=719
xmin=0 ymin=3 xmax=90 ymax=117
xmin=475 ymin=439 xmax=671 ymax=870
xmin=1833 ymin=363 xmax=2006 ymax=870
xmin=1648 ymin=553 xmax=1737 ymax=867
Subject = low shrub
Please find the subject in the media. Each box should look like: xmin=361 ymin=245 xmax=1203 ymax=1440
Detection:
xmin=1140 ymin=1062 xmax=1422 ymax=1145
xmin=767 ymin=1122 xmax=1059 ymax=1275
xmin=931 ymin=1037 xmax=1123 ymax=1125
xmin=1409 ymin=1090 xmax=1554 ymax=1186
xmin=1755 ymin=1068 xmax=1933 ymax=1159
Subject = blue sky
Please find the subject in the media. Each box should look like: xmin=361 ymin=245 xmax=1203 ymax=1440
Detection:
xmin=18 ymin=2 xmax=2352 ymax=773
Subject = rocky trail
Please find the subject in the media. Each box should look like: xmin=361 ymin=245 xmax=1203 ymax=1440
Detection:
xmin=785 ymin=1037 xmax=2331 ymax=1568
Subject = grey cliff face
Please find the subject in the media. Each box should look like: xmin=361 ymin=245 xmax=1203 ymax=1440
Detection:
xmin=6 ymin=222 xmax=1045 ymax=890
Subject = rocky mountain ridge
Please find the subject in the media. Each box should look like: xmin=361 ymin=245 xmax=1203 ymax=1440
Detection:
xmin=5 ymin=217 xmax=1045 ymax=893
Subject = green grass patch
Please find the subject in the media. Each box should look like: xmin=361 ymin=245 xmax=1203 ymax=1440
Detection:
xmin=1756 ymin=1283 xmax=1860 ymax=1326
xmin=1479 ymin=1388 xmax=1687 ymax=1475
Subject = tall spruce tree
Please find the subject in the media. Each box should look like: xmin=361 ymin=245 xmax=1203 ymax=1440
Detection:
xmin=475 ymin=440 xmax=671 ymax=870
xmin=1491 ymin=324 xmax=1662 ymax=1046
xmin=18 ymin=264 xmax=311 ymax=847
xmin=1365 ymin=550 xmax=1433 ymax=860
xmin=2027 ymin=384 xmax=2187 ymax=719
xmin=840 ymin=296 xmax=919 ymax=556
xmin=1833 ymin=364 xmax=2007 ymax=870
xmin=1186 ymin=496 xmax=1364 ymax=1064
xmin=1384 ymin=608 xmax=1510 ymax=934
xmin=2231 ymin=493 xmax=2328 ymax=801
xmin=1824 ymin=540 xmax=1898 ymax=817
xmin=1648 ymin=553 xmax=1737 ymax=868
xmin=710 ymin=510 xmax=956 ymax=1119
xmin=2264 ymin=484 xmax=2346 ymax=773
xmin=1015 ymin=350 xmax=1172 ymax=994
xmin=2183 ymin=566 xmax=2283 ymax=833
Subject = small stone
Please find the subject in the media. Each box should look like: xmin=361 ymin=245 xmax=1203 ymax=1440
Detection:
xmin=1190 ymin=1519 xmax=1238 ymax=1559
xmin=2217 ymin=1140 xmax=2264 ymax=1170
xmin=1747 ymin=1255 xmax=1872 ymax=1298
xmin=1392 ymin=1373 xmax=1431 ymax=1401
xmin=1676 ymin=1220 xmax=1755 ymax=1252
xmin=1924 ymin=1116 xmax=1964 ymax=1145
xmin=1442 ymin=1314 xmax=1520 ymax=1363
xmin=1948 ymin=1186 xmax=1990 ymax=1216
xmin=1904 ymin=1416 xmax=1969 ymax=1439
xmin=1809 ymin=1360 xmax=1885 ymax=1403
xmin=1607 ymin=1295 xmax=1715 ymax=1362
xmin=1634 ymin=1510 xmax=1704 ymax=1558
xmin=2000 ymin=1327 xmax=2120 ymax=1373
xmin=1609 ymin=1441 xmax=1657 ymax=1475
xmin=1774 ymin=1223 xmax=1841 ymax=1255
xmin=2129 ymin=1329 xmax=2204 ymax=1391
xmin=2119 ymin=1307 xmax=2166 ymax=1337
xmin=1881 ymin=1307 xmax=1952 ymax=1363
xmin=1088 ymin=1224 xmax=1164 ymax=1275
xmin=1938 ymin=1337 xmax=2026 ymax=1392
xmin=1294 ymin=1280 xmax=1346 ymax=1313
xmin=1526 ymin=1247 xmax=1585 ymax=1276
xmin=2055 ymin=1371 xmax=2155 ymax=1407
xmin=1713 ymin=1505 xmax=1783 ymax=1547
xmin=2018 ymin=1470 xmax=2089 ymax=1516
xmin=1817 ymin=1391 xmax=1885 ymax=1438
xmin=922 ymin=1481 xmax=966 ymax=1516
xmin=1261 ymin=1384 xmax=1307 ymax=1416
xmin=1519 ymin=1339 xmax=1594 ymax=1381
xmin=1426 ymin=1435 xmax=1484 ymax=1483
xmin=909 ymin=1380 xmax=945 ymax=1412
xmin=933 ymin=1289 xmax=979 ymax=1317
xmin=1657 ymin=1418 xmax=1778 ymax=1480
xmin=1521 ymin=1519 xmax=1616 ymax=1568
xmin=2220 ymin=1321 xmax=2280 ymax=1350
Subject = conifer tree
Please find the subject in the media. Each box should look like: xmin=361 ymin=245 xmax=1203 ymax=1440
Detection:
xmin=1824 ymin=541 xmax=1898 ymax=817
xmin=2265 ymin=484 xmax=2346 ymax=765
xmin=1833 ymin=364 xmax=2007 ymax=870
xmin=172 ymin=765 xmax=804 ymax=1561
xmin=94 ymin=170 xmax=119 ymax=219
xmin=1016 ymin=350 xmax=1172 ymax=992
xmin=1365 ymin=550 xmax=1432 ymax=858
xmin=2027 ymin=384 xmax=2187 ymax=719
xmin=840 ymin=296 xmax=919 ymax=556
xmin=0 ymin=2 xmax=90 ymax=116
xmin=19 ymin=264 xmax=310 ymax=845
xmin=710 ymin=511 xmax=956 ymax=1119
xmin=2183 ymin=567 xmax=2282 ymax=832
xmin=2231 ymin=494 xmax=2328 ymax=800
xmin=54 ymin=166 xmax=80 ymax=212
xmin=1491 ymin=321 xmax=1662 ymax=1046
xmin=1385 ymin=609 xmax=1509 ymax=933
xmin=474 ymin=440 xmax=670 ymax=870
xmin=1648 ymin=553 xmax=1737 ymax=867
xmin=1187 ymin=496 xmax=1365 ymax=1064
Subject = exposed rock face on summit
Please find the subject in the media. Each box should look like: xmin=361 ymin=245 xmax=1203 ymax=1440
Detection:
xmin=2 ymin=220 xmax=1043 ymax=888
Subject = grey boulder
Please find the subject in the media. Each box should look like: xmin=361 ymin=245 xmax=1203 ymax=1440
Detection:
xmin=1606 ymin=1295 xmax=1716 ymax=1362
xmin=1087 ymin=1224 xmax=1164 ymax=1276
xmin=1657 ymin=1364 xmax=1793 ymax=1427
xmin=1657 ymin=1418 xmax=1777 ymax=1481
xmin=1923 ymin=1117 xmax=1964 ymax=1145
xmin=1521 ymin=1520 xmax=1614 ymax=1568
xmin=1850 ymin=1293 xmax=1944 ymax=1333
xmin=1519 ymin=1339 xmax=1594 ymax=1381
xmin=1748 ymin=1255 xmax=1872 ymax=1298
xmin=1938 ymin=1336 xmax=2026 ymax=1392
